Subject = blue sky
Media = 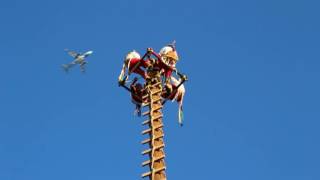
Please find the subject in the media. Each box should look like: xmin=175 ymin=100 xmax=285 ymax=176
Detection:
xmin=1 ymin=0 xmax=320 ymax=179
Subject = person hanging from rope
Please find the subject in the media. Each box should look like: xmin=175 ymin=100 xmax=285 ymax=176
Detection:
xmin=129 ymin=77 xmax=146 ymax=116
xmin=161 ymin=76 xmax=186 ymax=126
xmin=118 ymin=50 xmax=152 ymax=86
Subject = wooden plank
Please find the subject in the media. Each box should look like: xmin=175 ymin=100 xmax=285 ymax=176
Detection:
xmin=142 ymin=119 xmax=150 ymax=125
xmin=141 ymin=171 xmax=151 ymax=178
xmin=141 ymin=128 xmax=151 ymax=135
xmin=141 ymin=102 xmax=150 ymax=107
xmin=142 ymin=160 xmax=151 ymax=167
xmin=142 ymin=111 xmax=150 ymax=116
xmin=154 ymin=144 xmax=165 ymax=150
xmin=153 ymin=154 xmax=165 ymax=162
xmin=152 ymin=114 xmax=163 ymax=121
xmin=151 ymin=96 xmax=162 ymax=103
xmin=141 ymin=134 xmax=164 ymax=144
xmin=142 ymin=144 xmax=165 ymax=155
xmin=151 ymin=88 xmax=162 ymax=95
xmin=141 ymin=138 xmax=151 ymax=144
xmin=153 ymin=124 xmax=164 ymax=130
xmin=154 ymin=167 xmax=166 ymax=174
xmin=141 ymin=148 xmax=152 ymax=155
xmin=142 ymin=105 xmax=162 ymax=116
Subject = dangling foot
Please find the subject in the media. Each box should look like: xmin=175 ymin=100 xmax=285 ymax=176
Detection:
xmin=134 ymin=105 xmax=141 ymax=117
xmin=118 ymin=79 xmax=125 ymax=86
xmin=165 ymin=83 xmax=173 ymax=94
xmin=178 ymin=73 xmax=188 ymax=81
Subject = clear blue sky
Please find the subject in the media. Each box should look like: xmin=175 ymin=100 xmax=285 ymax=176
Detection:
xmin=1 ymin=0 xmax=319 ymax=179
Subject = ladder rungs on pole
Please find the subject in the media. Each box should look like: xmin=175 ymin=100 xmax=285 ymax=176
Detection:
xmin=151 ymin=89 xmax=162 ymax=95
xmin=141 ymin=154 xmax=165 ymax=167
xmin=141 ymin=144 xmax=165 ymax=155
xmin=142 ymin=119 xmax=150 ymax=125
xmin=141 ymin=167 xmax=166 ymax=178
xmin=141 ymin=123 xmax=163 ymax=135
xmin=153 ymin=81 xmax=162 ymax=87
xmin=141 ymin=138 xmax=151 ymax=144
xmin=142 ymin=160 xmax=151 ymax=167
xmin=154 ymin=144 xmax=165 ymax=151
xmin=141 ymin=134 xmax=164 ymax=144
xmin=153 ymin=154 xmax=166 ymax=162
xmin=154 ymin=166 xmax=166 ymax=174
xmin=141 ymin=128 xmax=152 ymax=135
xmin=153 ymin=124 xmax=164 ymax=130
xmin=141 ymin=171 xmax=151 ymax=178
xmin=142 ymin=94 xmax=149 ymax=100
xmin=152 ymin=114 xmax=163 ymax=120
xmin=142 ymin=102 xmax=150 ymax=107
xmin=142 ymin=111 xmax=150 ymax=116
xmin=151 ymin=96 xmax=162 ymax=103
xmin=143 ymin=105 xmax=163 ymax=116
xmin=141 ymin=148 xmax=152 ymax=155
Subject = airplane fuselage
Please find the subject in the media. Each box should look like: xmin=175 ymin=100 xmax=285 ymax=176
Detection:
xmin=73 ymin=50 xmax=93 ymax=64
xmin=74 ymin=55 xmax=86 ymax=64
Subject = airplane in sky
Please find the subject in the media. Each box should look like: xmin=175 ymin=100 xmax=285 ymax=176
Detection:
xmin=62 ymin=49 xmax=93 ymax=73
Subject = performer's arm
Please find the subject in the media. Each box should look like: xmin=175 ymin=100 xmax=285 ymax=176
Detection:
xmin=146 ymin=48 xmax=161 ymax=61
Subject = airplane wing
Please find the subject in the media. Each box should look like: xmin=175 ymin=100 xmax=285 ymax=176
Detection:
xmin=83 ymin=50 xmax=93 ymax=57
xmin=80 ymin=63 xmax=86 ymax=73
xmin=65 ymin=49 xmax=80 ymax=58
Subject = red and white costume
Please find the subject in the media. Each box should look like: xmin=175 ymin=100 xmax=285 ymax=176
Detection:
xmin=119 ymin=45 xmax=186 ymax=125
xmin=162 ymin=76 xmax=185 ymax=126
xmin=146 ymin=46 xmax=178 ymax=80
xmin=130 ymin=79 xmax=145 ymax=116
xmin=118 ymin=51 xmax=150 ymax=81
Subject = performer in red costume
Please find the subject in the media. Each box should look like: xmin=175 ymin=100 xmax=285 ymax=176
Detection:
xmin=144 ymin=42 xmax=180 ymax=94
xmin=145 ymin=47 xmax=178 ymax=81
xmin=162 ymin=76 xmax=186 ymax=126
xmin=118 ymin=50 xmax=151 ymax=85
xmin=118 ymin=43 xmax=179 ymax=85
xmin=130 ymin=77 xmax=145 ymax=116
